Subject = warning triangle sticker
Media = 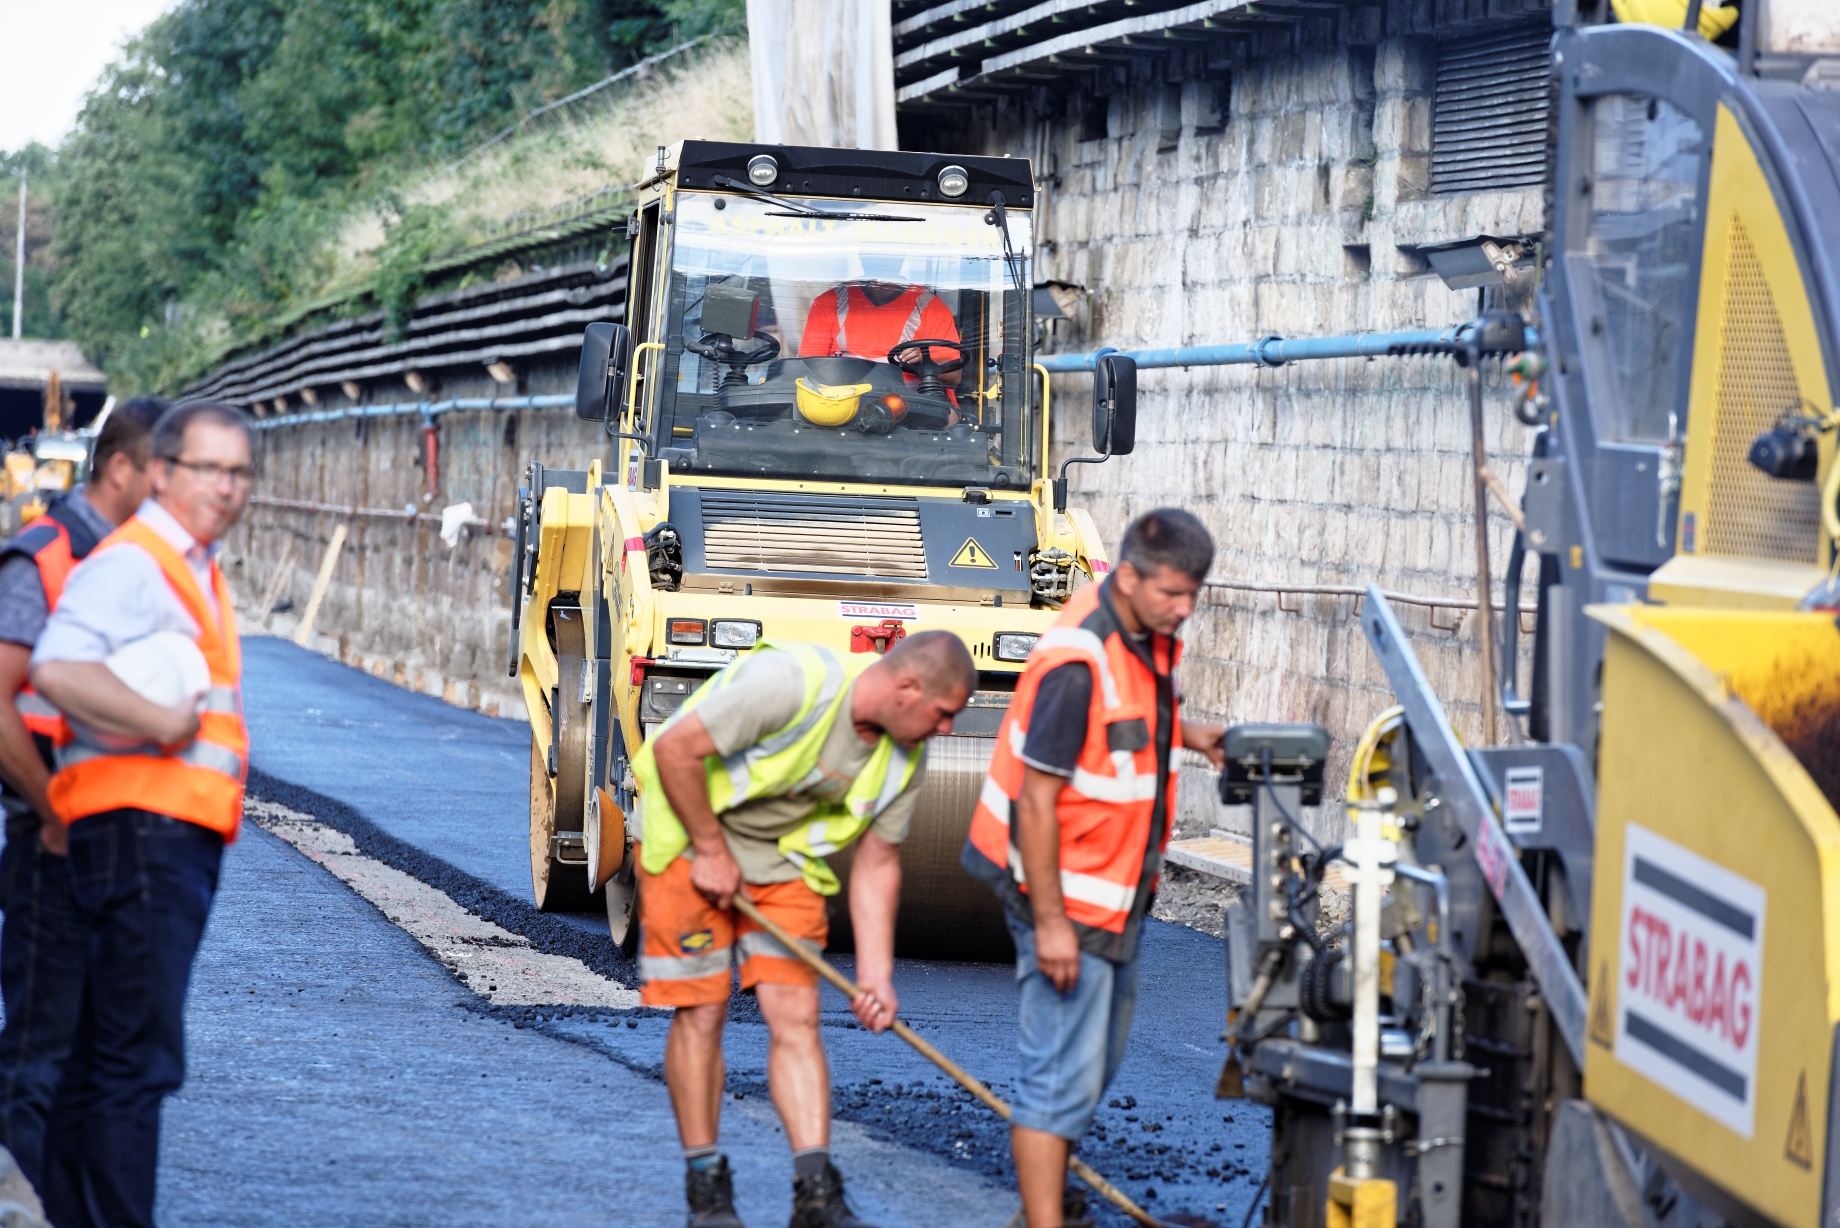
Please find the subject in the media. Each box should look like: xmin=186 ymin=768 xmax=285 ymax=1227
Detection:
xmin=1589 ymin=963 xmax=1614 ymax=1050
xmin=950 ymin=537 xmax=998 ymax=568
xmin=1786 ymin=1070 xmax=1813 ymax=1169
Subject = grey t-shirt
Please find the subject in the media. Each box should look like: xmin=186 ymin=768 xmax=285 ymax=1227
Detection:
xmin=0 ymin=490 xmax=116 ymax=648
xmin=690 ymin=650 xmax=923 ymax=885
xmin=0 ymin=490 xmax=117 ymax=822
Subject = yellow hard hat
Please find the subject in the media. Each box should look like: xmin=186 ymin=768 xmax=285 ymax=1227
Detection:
xmin=795 ymin=378 xmax=872 ymax=427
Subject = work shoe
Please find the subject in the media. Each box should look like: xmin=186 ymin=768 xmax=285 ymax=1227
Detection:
xmin=686 ymin=1154 xmax=746 ymax=1228
xmin=787 ymin=1161 xmax=877 ymax=1228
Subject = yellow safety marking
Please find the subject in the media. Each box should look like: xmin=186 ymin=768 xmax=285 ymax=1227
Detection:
xmin=1786 ymin=1070 xmax=1813 ymax=1169
xmin=1590 ymin=962 xmax=1614 ymax=1050
xmin=1570 ymin=544 xmax=1584 ymax=570
xmin=951 ymin=537 xmax=998 ymax=568
xmin=1327 ymin=1171 xmax=1396 ymax=1228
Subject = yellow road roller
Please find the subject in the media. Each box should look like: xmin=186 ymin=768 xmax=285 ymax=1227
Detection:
xmin=510 ymin=141 xmax=1132 ymax=959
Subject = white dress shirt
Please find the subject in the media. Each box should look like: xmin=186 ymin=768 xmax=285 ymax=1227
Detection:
xmin=33 ymin=499 xmax=223 ymax=668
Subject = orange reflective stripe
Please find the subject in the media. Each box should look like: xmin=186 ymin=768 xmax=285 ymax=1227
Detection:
xmin=30 ymin=523 xmax=77 ymax=608
xmin=819 ymin=286 xmax=957 ymax=365
xmin=16 ymin=691 xmax=63 ymax=737
xmin=7 ymin=520 xmax=79 ymax=737
xmin=47 ymin=517 xmax=246 ymax=838
xmin=967 ymin=581 xmax=1181 ymax=933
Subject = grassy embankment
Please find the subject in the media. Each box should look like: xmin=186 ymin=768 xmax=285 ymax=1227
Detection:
xmin=212 ymin=36 xmax=754 ymax=378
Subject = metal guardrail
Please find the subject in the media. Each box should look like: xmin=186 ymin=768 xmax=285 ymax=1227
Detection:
xmin=1035 ymin=324 xmax=1540 ymax=373
xmin=246 ymin=494 xmax=499 ymax=534
xmin=896 ymin=0 xmax=1265 ymax=105
xmin=1204 ymin=578 xmax=1537 ymax=632
xmin=187 ymin=260 xmax=625 ymax=407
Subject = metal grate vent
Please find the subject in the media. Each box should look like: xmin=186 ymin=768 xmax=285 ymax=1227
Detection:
xmin=700 ymin=494 xmax=929 ymax=579
xmin=1704 ymin=217 xmax=1821 ymax=563
xmin=1431 ymin=22 xmax=1552 ymax=196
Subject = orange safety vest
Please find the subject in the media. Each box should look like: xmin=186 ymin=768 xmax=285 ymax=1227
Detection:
xmin=965 ymin=579 xmax=1180 ymax=943
xmin=4 ymin=503 xmax=101 ymax=737
xmin=48 ymin=517 xmax=247 ymax=839
xmin=800 ymin=285 xmax=961 ymax=367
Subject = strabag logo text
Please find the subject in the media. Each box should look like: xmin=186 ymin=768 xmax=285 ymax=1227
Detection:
xmin=1615 ymin=823 xmax=1765 ymax=1138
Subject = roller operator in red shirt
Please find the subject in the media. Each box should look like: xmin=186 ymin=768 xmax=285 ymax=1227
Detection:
xmin=799 ymin=258 xmax=966 ymax=425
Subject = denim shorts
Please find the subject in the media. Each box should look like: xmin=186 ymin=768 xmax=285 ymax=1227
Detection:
xmin=1006 ymin=911 xmax=1142 ymax=1140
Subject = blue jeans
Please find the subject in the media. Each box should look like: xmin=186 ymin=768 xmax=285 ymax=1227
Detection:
xmin=0 ymin=816 xmax=93 ymax=1195
xmin=43 ymin=810 xmax=222 ymax=1228
xmin=1006 ymin=911 xmax=1142 ymax=1141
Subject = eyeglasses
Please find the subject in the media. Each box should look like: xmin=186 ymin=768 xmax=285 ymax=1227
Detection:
xmin=166 ymin=458 xmax=256 ymax=488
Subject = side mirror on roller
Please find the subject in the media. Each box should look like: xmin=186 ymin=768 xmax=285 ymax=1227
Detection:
xmin=1092 ymin=352 xmax=1137 ymax=456
xmin=576 ymin=322 xmax=634 ymax=422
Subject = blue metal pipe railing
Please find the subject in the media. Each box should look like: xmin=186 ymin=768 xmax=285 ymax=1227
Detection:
xmin=249 ymin=393 xmax=576 ymax=431
xmin=1034 ymin=324 xmax=1540 ymax=373
xmin=251 ymin=323 xmax=1544 ymax=428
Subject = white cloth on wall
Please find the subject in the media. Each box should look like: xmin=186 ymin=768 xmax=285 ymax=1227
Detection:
xmin=747 ymin=0 xmax=897 ymax=151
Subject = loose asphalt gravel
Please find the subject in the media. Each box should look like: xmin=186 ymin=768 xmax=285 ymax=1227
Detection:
xmin=13 ymin=636 xmax=1276 ymax=1226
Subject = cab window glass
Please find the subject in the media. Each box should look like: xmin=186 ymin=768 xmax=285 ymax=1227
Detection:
xmin=1581 ymin=93 xmax=1705 ymax=442
xmin=652 ymin=192 xmax=1032 ymax=490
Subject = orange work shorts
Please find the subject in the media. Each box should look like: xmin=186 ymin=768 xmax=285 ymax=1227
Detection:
xmin=636 ymin=845 xmax=830 ymax=1008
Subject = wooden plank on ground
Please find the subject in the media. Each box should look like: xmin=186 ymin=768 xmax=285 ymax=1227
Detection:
xmin=293 ymin=523 xmax=348 ymax=649
xmin=1165 ymin=830 xmax=1349 ymax=891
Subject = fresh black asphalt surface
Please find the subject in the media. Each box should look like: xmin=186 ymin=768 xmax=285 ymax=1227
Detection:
xmin=24 ymin=637 xmax=1276 ymax=1224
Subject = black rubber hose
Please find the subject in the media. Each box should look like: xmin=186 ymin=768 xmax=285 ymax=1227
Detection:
xmin=1241 ymin=1173 xmax=1272 ymax=1228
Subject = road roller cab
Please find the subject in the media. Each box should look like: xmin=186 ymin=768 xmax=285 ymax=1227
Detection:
xmin=510 ymin=141 xmax=1123 ymax=960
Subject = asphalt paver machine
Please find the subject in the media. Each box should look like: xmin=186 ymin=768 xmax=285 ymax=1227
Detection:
xmin=1219 ymin=7 xmax=1840 ymax=1226
xmin=510 ymin=142 xmax=1135 ymax=959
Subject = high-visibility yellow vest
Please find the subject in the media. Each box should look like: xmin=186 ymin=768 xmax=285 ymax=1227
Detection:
xmin=632 ymin=640 xmax=923 ymax=895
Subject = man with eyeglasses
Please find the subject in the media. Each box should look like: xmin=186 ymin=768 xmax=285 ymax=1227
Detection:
xmin=27 ymin=400 xmax=254 ymax=1228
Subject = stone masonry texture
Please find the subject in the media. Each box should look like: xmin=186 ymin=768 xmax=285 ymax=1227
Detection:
xmin=950 ymin=0 xmax=1551 ymax=839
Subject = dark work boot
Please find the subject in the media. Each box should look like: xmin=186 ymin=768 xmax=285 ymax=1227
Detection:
xmin=787 ymin=1161 xmax=878 ymax=1228
xmin=686 ymin=1154 xmax=746 ymax=1227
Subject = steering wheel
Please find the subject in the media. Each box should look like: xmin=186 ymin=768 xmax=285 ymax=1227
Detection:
xmin=886 ymin=338 xmax=968 ymax=397
xmin=688 ymin=331 xmax=782 ymax=388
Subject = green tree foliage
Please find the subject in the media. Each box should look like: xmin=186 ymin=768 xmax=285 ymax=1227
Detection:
xmin=34 ymin=0 xmax=743 ymax=391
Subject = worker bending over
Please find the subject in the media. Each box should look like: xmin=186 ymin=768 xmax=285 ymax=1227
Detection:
xmin=964 ymin=510 xmax=1225 ymax=1228
xmin=635 ymin=630 xmax=974 ymax=1228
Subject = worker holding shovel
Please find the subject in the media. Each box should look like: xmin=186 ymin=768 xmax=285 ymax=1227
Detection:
xmin=632 ymin=630 xmax=974 ymax=1228
xmin=964 ymin=509 xmax=1226 ymax=1228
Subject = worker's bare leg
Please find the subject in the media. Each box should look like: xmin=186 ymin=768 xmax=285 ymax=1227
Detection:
xmin=665 ymin=1000 xmax=728 ymax=1148
xmin=756 ymin=982 xmax=829 ymax=1150
xmin=1012 ymin=1124 xmax=1070 ymax=1228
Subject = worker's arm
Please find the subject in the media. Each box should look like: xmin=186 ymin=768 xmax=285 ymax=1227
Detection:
xmin=895 ymin=298 xmax=964 ymax=386
xmin=1016 ymin=764 xmax=1081 ymax=992
xmin=0 ymin=644 xmax=59 ymax=851
xmin=847 ymin=830 xmax=901 ymax=1032
xmin=1181 ymin=719 xmax=1227 ymax=770
xmin=30 ymin=661 xmax=200 ymax=745
xmin=651 ymin=712 xmax=742 ymax=909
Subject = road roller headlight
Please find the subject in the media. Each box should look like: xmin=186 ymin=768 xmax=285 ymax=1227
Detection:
xmin=993 ymin=632 xmax=1039 ymax=662
xmin=937 ymin=164 xmax=969 ymax=198
xmin=747 ymin=154 xmax=779 ymax=186
xmin=711 ymin=619 xmax=761 ymax=649
xmin=668 ymin=618 xmax=707 ymax=646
